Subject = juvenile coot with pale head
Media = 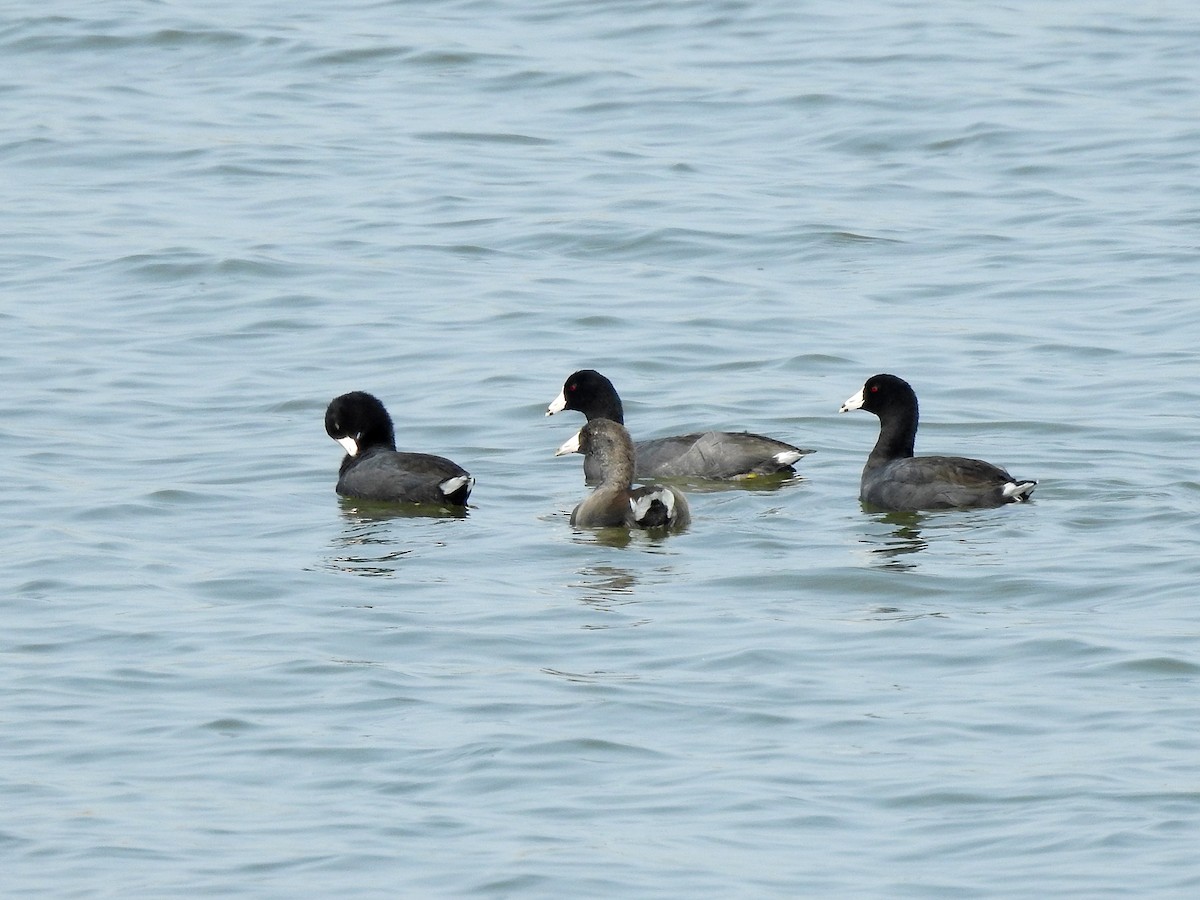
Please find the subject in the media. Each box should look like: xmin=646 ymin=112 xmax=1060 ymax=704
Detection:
xmin=555 ymin=418 xmax=689 ymax=530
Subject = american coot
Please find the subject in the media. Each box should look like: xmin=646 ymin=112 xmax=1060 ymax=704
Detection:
xmin=840 ymin=374 xmax=1036 ymax=511
xmin=324 ymin=391 xmax=474 ymax=506
xmin=546 ymin=369 xmax=811 ymax=482
xmin=555 ymin=419 xmax=690 ymax=530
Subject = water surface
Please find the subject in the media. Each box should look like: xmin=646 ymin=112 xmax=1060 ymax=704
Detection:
xmin=3 ymin=1 xmax=1199 ymax=896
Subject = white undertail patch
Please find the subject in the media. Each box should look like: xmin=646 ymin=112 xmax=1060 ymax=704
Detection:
xmin=631 ymin=488 xmax=674 ymax=522
xmin=440 ymin=475 xmax=473 ymax=497
xmin=773 ymin=450 xmax=803 ymax=466
xmin=1002 ymin=480 xmax=1037 ymax=502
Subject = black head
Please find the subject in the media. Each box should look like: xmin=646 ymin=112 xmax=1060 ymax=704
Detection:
xmin=325 ymin=391 xmax=397 ymax=456
xmin=547 ymin=369 xmax=625 ymax=424
xmin=841 ymin=374 xmax=919 ymax=459
xmin=841 ymin=373 xmax=917 ymax=418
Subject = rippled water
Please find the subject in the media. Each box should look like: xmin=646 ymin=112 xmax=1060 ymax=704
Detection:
xmin=4 ymin=1 xmax=1199 ymax=896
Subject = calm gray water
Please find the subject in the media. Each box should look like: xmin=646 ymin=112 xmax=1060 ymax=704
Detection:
xmin=3 ymin=0 xmax=1199 ymax=896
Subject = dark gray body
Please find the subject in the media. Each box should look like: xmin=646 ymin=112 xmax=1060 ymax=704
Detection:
xmin=585 ymin=430 xmax=804 ymax=484
xmin=337 ymin=447 xmax=472 ymax=505
xmin=860 ymin=454 xmax=1032 ymax=511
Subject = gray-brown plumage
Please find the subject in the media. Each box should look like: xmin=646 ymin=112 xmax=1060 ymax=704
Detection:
xmin=555 ymin=419 xmax=690 ymax=529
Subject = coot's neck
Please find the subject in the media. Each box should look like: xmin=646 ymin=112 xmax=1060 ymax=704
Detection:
xmin=340 ymin=432 xmax=395 ymax=475
xmin=595 ymin=449 xmax=635 ymax=489
xmin=590 ymin=423 xmax=635 ymax=488
xmin=868 ymin=399 xmax=917 ymax=466
xmin=343 ymin=417 xmax=397 ymax=471
xmin=358 ymin=415 xmax=397 ymax=453
xmin=582 ymin=390 xmax=624 ymax=425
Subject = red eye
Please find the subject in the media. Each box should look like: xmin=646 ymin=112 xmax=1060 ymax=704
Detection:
xmin=568 ymin=384 xmax=576 ymax=392
xmin=870 ymin=385 xmax=879 ymax=393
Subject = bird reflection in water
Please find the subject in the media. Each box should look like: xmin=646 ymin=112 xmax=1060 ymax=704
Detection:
xmin=323 ymin=499 xmax=465 ymax=577
xmin=861 ymin=510 xmax=929 ymax=570
xmin=568 ymin=523 xmax=686 ymax=551
xmin=547 ymin=568 xmax=648 ymax=679
xmin=571 ymin=563 xmax=654 ymax=629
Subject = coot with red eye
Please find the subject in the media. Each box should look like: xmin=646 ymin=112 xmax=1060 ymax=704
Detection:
xmin=325 ymin=391 xmax=474 ymax=506
xmin=546 ymin=369 xmax=812 ymax=483
xmin=555 ymin=418 xmax=690 ymax=530
xmin=840 ymin=374 xmax=1036 ymax=511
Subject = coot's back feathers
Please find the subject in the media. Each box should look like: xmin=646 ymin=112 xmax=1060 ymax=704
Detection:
xmin=632 ymin=430 xmax=806 ymax=479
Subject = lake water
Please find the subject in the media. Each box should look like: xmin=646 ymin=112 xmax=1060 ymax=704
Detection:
xmin=3 ymin=0 xmax=1199 ymax=896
